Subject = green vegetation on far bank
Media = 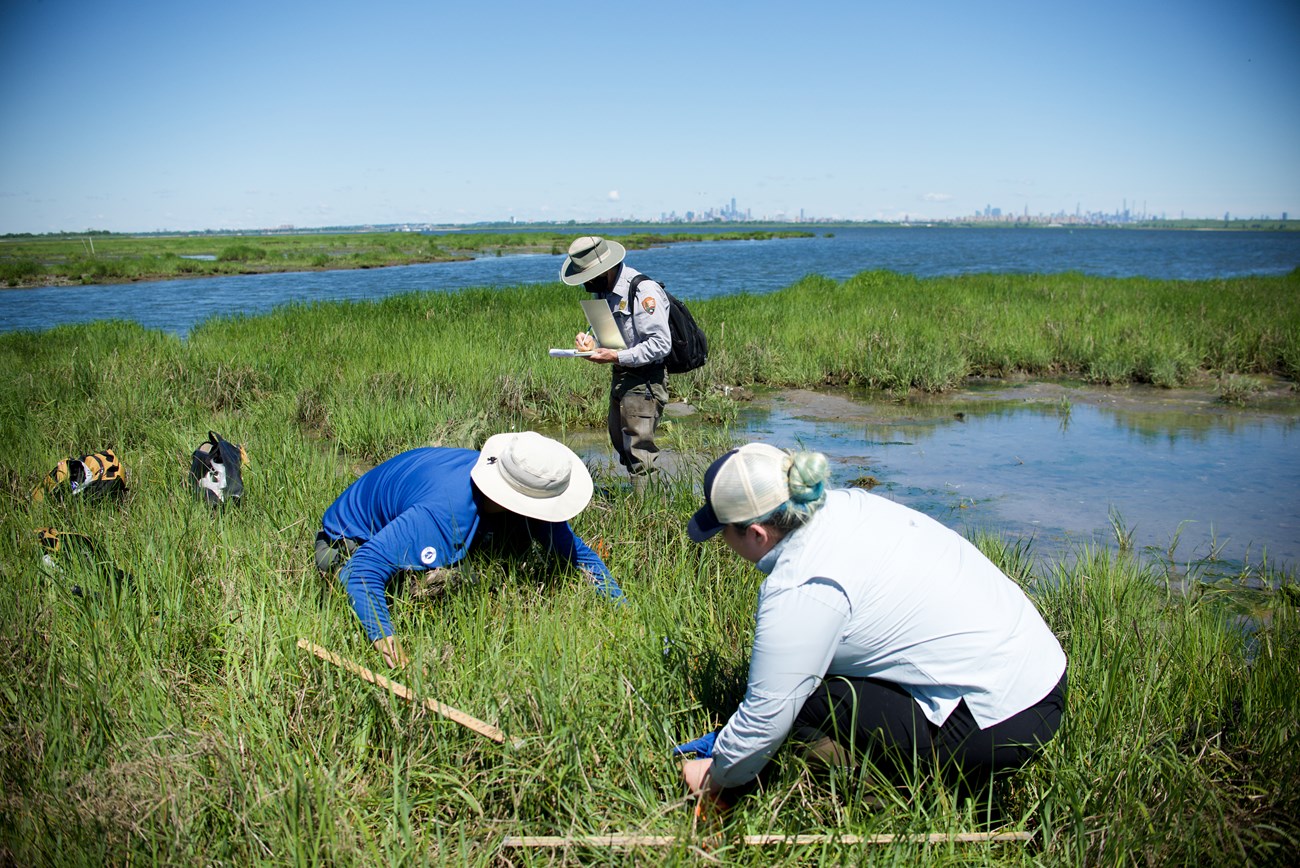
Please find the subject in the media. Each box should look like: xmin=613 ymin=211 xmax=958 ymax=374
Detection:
xmin=1 ymin=270 xmax=1298 ymax=864
xmin=0 ymin=229 xmax=813 ymax=288
xmin=703 ymin=269 xmax=1299 ymax=396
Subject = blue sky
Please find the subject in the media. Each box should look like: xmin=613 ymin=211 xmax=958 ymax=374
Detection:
xmin=2 ymin=0 xmax=1297 ymax=233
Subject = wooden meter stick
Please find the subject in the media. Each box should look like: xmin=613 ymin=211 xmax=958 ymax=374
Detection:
xmin=296 ymin=638 xmax=522 ymax=748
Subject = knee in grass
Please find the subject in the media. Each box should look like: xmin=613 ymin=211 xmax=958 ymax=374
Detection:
xmin=802 ymin=735 xmax=856 ymax=769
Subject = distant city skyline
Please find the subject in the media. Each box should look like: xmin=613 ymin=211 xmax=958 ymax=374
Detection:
xmin=18 ymin=191 xmax=1289 ymax=238
xmin=8 ymin=186 xmax=1291 ymax=236
xmin=2 ymin=1 xmax=1297 ymax=235
xmin=557 ymin=195 xmax=1292 ymax=228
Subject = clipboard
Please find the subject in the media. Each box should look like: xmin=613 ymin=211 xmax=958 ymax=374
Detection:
xmin=579 ymin=299 xmax=627 ymax=350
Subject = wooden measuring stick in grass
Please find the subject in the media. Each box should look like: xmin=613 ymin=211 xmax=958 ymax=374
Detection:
xmin=501 ymin=831 xmax=1033 ymax=848
xmin=296 ymin=638 xmax=523 ymax=748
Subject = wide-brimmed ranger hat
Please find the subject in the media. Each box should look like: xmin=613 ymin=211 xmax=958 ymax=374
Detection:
xmin=687 ymin=443 xmax=792 ymax=542
xmin=471 ymin=432 xmax=594 ymax=522
xmin=560 ymin=236 xmax=626 ymax=285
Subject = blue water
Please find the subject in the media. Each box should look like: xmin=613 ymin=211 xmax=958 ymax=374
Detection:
xmin=736 ymin=386 xmax=1300 ymax=574
xmin=2 ymin=226 xmax=1297 ymax=336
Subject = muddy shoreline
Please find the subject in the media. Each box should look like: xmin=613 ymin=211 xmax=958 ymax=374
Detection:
xmin=764 ymin=376 xmax=1300 ymax=424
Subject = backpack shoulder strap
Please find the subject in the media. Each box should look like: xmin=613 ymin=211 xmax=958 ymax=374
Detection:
xmin=627 ymin=273 xmax=663 ymax=302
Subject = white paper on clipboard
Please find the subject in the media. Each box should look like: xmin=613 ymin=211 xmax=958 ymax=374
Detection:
xmin=579 ymin=299 xmax=627 ymax=350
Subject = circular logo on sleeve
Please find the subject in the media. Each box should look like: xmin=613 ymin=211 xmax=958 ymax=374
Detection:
xmin=420 ymin=546 xmax=437 ymax=565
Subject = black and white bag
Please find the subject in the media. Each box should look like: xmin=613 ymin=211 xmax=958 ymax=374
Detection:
xmin=190 ymin=431 xmax=247 ymax=505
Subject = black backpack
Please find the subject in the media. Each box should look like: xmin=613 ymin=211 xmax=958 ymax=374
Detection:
xmin=189 ymin=431 xmax=247 ymax=506
xmin=628 ymin=274 xmax=708 ymax=374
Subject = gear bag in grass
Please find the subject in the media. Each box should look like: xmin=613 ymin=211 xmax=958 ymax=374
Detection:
xmin=190 ymin=431 xmax=248 ymax=505
xmin=36 ymin=527 xmax=136 ymax=599
xmin=32 ymin=449 xmax=127 ymax=503
xmin=628 ymin=273 xmax=708 ymax=374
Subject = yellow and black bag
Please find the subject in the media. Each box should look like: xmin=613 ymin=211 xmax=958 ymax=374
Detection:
xmin=36 ymin=527 xmax=134 ymax=598
xmin=189 ymin=431 xmax=247 ymax=505
xmin=32 ymin=449 xmax=127 ymax=503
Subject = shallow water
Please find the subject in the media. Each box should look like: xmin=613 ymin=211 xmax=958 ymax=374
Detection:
xmin=636 ymin=383 xmax=1300 ymax=576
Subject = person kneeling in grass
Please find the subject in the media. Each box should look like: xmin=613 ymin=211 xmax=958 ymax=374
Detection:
xmin=677 ymin=443 xmax=1067 ymax=808
xmin=315 ymin=432 xmax=624 ymax=668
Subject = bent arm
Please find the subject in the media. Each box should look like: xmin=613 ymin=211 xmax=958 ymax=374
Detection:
xmin=339 ymin=544 xmax=397 ymax=642
xmin=617 ymin=284 xmax=671 ymax=367
xmin=341 ymin=507 xmax=462 ymax=641
xmin=710 ymin=579 xmax=849 ymax=788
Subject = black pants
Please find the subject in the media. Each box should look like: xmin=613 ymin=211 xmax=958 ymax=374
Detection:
xmin=790 ymin=671 xmax=1067 ymax=789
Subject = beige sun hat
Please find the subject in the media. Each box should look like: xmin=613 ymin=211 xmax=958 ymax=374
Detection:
xmin=470 ymin=432 xmax=594 ymax=522
xmin=560 ymin=235 xmax=626 ymax=285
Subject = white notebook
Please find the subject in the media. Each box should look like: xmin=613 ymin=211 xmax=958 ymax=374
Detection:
xmin=579 ymin=298 xmax=627 ymax=350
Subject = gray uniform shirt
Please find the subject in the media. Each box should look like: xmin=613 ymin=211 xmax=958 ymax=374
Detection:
xmin=599 ymin=265 xmax=671 ymax=368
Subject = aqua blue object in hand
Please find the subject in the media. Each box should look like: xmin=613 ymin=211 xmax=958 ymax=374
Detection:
xmin=672 ymin=731 xmax=716 ymax=758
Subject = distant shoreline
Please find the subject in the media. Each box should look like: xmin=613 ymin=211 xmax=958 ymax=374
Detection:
xmin=4 ymin=219 xmax=1295 ymax=243
xmin=0 ymin=256 xmax=480 ymax=291
xmin=0 ymin=229 xmax=812 ymax=290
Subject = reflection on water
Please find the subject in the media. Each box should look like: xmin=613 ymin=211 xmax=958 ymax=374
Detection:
xmin=735 ymin=384 xmax=1300 ymax=574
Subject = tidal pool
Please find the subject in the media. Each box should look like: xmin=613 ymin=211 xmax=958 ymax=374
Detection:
xmin=733 ymin=383 xmax=1299 ymax=576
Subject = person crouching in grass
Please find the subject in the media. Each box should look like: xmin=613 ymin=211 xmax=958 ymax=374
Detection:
xmin=316 ymin=432 xmax=624 ymax=668
xmin=677 ymin=443 xmax=1067 ymax=808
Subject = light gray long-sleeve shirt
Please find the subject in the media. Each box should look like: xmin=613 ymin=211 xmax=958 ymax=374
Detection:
xmin=709 ymin=488 xmax=1068 ymax=788
xmin=599 ymin=265 xmax=671 ymax=368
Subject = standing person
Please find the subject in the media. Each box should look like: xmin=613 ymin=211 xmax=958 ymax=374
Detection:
xmin=678 ymin=443 xmax=1067 ymax=807
xmin=315 ymin=432 xmax=625 ymax=668
xmin=561 ymin=236 xmax=671 ymax=490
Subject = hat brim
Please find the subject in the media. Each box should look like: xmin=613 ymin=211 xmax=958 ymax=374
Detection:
xmin=470 ymin=433 xmax=594 ymax=523
xmin=687 ymin=503 xmax=724 ymax=542
xmin=686 ymin=448 xmax=739 ymax=542
xmin=560 ymin=239 xmax=626 ymax=285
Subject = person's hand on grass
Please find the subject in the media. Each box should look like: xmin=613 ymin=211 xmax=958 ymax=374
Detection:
xmin=372 ymin=634 xmax=409 ymax=669
xmin=680 ymin=757 xmax=730 ymax=816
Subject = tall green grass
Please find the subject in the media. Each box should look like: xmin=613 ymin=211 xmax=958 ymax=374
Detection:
xmin=700 ymin=270 xmax=1300 ymax=393
xmin=1 ymin=271 xmax=1297 ymax=864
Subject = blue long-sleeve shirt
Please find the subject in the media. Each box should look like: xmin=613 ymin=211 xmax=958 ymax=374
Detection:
xmin=320 ymin=447 xmax=623 ymax=640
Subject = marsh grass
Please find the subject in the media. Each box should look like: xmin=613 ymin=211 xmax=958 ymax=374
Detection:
xmin=700 ymin=271 xmax=1299 ymax=394
xmin=1215 ymin=373 xmax=1267 ymax=406
xmin=0 ymin=230 xmax=811 ymax=287
xmin=1 ymin=271 xmax=1297 ymax=864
